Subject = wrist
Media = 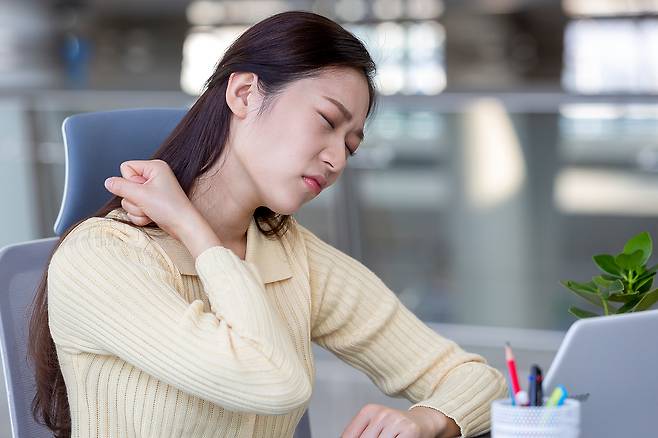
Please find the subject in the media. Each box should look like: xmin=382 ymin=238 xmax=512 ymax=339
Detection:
xmin=179 ymin=210 xmax=222 ymax=259
xmin=408 ymin=407 xmax=442 ymax=438
xmin=409 ymin=406 xmax=460 ymax=438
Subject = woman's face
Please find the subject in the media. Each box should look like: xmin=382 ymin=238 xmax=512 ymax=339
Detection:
xmin=232 ymin=67 xmax=370 ymax=215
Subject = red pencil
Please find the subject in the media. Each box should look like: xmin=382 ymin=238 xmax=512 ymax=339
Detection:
xmin=505 ymin=342 xmax=521 ymax=395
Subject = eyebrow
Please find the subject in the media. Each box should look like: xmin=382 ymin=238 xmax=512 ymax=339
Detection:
xmin=323 ymin=95 xmax=364 ymax=141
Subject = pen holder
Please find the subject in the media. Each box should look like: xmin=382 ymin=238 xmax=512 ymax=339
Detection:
xmin=491 ymin=398 xmax=580 ymax=438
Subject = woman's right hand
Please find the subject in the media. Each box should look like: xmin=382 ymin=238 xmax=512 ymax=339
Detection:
xmin=104 ymin=159 xmax=201 ymax=244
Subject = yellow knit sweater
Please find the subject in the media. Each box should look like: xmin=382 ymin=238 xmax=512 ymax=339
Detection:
xmin=47 ymin=208 xmax=507 ymax=438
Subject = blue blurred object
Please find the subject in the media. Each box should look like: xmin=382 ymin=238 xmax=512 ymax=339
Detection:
xmin=62 ymin=33 xmax=91 ymax=88
xmin=507 ymin=369 xmax=516 ymax=406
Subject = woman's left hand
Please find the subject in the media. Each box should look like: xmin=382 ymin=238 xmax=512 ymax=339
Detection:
xmin=340 ymin=404 xmax=454 ymax=438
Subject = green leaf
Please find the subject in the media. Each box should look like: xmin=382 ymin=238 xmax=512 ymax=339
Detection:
xmin=645 ymin=263 xmax=658 ymax=274
xmin=623 ymin=232 xmax=652 ymax=265
xmin=632 ymin=288 xmax=658 ymax=312
xmin=592 ymin=275 xmax=612 ymax=288
xmin=615 ymin=250 xmax=645 ymax=270
xmin=617 ymin=296 xmax=643 ymax=313
xmin=608 ymin=292 xmax=640 ymax=303
xmin=592 ymin=254 xmax=622 ymax=276
xmin=635 ymin=274 xmax=655 ymax=294
xmin=560 ymin=279 xmax=597 ymax=293
xmin=636 ymin=269 xmax=656 ymax=282
xmin=609 ymin=279 xmax=625 ymax=294
xmin=592 ymin=276 xmax=624 ymax=297
xmin=639 ymin=279 xmax=654 ymax=293
xmin=560 ymin=280 xmax=605 ymax=308
xmin=568 ymin=306 xmax=599 ymax=319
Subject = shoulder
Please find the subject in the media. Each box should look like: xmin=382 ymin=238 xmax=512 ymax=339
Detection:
xmin=53 ymin=213 xmax=176 ymax=275
xmin=284 ymin=216 xmax=347 ymax=265
xmin=59 ymin=215 xmax=150 ymax=251
xmin=287 ymin=217 xmax=382 ymax=280
xmin=282 ymin=216 xmax=328 ymax=259
xmin=285 ymin=216 xmax=322 ymax=246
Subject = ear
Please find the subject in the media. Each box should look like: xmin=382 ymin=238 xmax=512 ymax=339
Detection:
xmin=225 ymin=72 xmax=260 ymax=119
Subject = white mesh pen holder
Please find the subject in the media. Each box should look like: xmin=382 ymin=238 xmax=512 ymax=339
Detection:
xmin=491 ymin=398 xmax=580 ymax=438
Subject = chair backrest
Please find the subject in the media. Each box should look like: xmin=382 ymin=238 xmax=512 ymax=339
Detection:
xmin=0 ymin=237 xmax=59 ymax=438
xmin=53 ymin=108 xmax=187 ymax=235
xmin=2 ymin=108 xmax=312 ymax=438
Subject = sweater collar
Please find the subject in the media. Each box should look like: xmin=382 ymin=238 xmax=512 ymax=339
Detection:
xmin=104 ymin=208 xmax=293 ymax=284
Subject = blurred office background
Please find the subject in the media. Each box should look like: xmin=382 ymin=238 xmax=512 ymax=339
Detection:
xmin=2 ymin=0 xmax=658 ymax=436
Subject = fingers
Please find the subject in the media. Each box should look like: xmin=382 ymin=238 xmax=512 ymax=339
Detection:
xmin=342 ymin=405 xmax=420 ymax=438
xmin=104 ymin=175 xmax=144 ymax=199
xmin=121 ymin=194 xmax=153 ymax=226
xmin=105 ymin=163 xmax=152 ymax=226
xmin=126 ymin=212 xmax=152 ymax=226
xmin=359 ymin=421 xmax=385 ymax=438
xmin=103 ymin=159 xmax=175 ymax=229
xmin=120 ymin=198 xmax=143 ymax=217
xmin=119 ymin=159 xmax=168 ymax=181
xmin=119 ymin=160 xmax=151 ymax=181
xmin=128 ymin=174 xmax=147 ymax=184
xmin=342 ymin=406 xmax=375 ymax=437
xmin=105 ymin=160 xmax=150 ymax=195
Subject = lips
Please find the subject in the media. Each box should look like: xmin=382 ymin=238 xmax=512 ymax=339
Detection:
xmin=304 ymin=174 xmax=327 ymax=188
xmin=302 ymin=176 xmax=323 ymax=194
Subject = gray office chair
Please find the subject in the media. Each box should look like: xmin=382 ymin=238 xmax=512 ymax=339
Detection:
xmin=0 ymin=108 xmax=312 ymax=438
xmin=0 ymin=237 xmax=59 ymax=438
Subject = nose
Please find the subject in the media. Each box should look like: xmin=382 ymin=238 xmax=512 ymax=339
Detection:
xmin=320 ymin=139 xmax=348 ymax=174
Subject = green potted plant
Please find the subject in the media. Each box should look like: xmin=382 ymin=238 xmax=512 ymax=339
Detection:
xmin=561 ymin=231 xmax=658 ymax=318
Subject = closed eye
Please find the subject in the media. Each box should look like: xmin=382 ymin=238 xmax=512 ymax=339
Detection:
xmin=319 ymin=113 xmax=356 ymax=157
xmin=320 ymin=113 xmax=334 ymax=129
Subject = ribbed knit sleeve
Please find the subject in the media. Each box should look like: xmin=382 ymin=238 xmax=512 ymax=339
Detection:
xmin=47 ymin=218 xmax=311 ymax=415
xmin=298 ymin=224 xmax=507 ymax=437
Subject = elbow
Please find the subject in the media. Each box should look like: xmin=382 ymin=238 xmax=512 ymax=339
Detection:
xmin=201 ymin=332 xmax=313 ymax=414
xmin=245 ymin=341 xmax=313 ymax=414
xmin=256 ymin=370 xmax=313 ymax=415
xmin=207 ymin=362 xmax=312 ymax=415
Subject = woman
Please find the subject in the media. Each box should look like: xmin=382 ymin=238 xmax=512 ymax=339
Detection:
xmin=29 ymin=10 xmax=507 ymax=438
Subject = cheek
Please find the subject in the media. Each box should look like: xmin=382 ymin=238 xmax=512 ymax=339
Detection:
xmin=246 ymin=148 xmax=297 ymax=190
xmin=274 ymin=139 xmax=317 ymax=172
xmin=269 ymin=113 xmax=323 ymax=156
xmin=248 ymin=118 xmax=322 ymax=180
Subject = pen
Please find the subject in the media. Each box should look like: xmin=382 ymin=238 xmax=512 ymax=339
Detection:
xmin=540 ymin=385 xmax=568 ymax=425
xmin=534 ymin=365 xmax=543 ymax=406
xmin=506 ymin=370 xmax=516 ymax=406
xmin=546 ymin=384 xmax=568 ymax=407
xmin=528 ymin=373 xmax=537 ymax=406
xmin=505 ymin=342 xmax=521 ymax=395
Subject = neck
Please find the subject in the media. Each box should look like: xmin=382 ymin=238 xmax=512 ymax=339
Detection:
xmin=188 ymin=154 xmax=260 ymax=246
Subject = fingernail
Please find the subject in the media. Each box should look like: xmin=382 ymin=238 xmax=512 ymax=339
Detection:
xmin=104 ymin=177 xmax=112 ymax=189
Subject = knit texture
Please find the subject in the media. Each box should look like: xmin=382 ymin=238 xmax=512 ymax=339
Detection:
xmin=47 ymin=208 xmax=507 ymax=437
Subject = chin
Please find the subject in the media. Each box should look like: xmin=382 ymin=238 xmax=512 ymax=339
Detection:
xmin=266 ymin=198 xmax=304 ymax=216
xmin=261 ymin=180 xmax=309 ymax=215
xmin=271 ymin=204 xmax=302 ymax=216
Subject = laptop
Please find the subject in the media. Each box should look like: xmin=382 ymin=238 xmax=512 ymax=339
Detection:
xmin=542 ymin=308 xmax=658 ymax=438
